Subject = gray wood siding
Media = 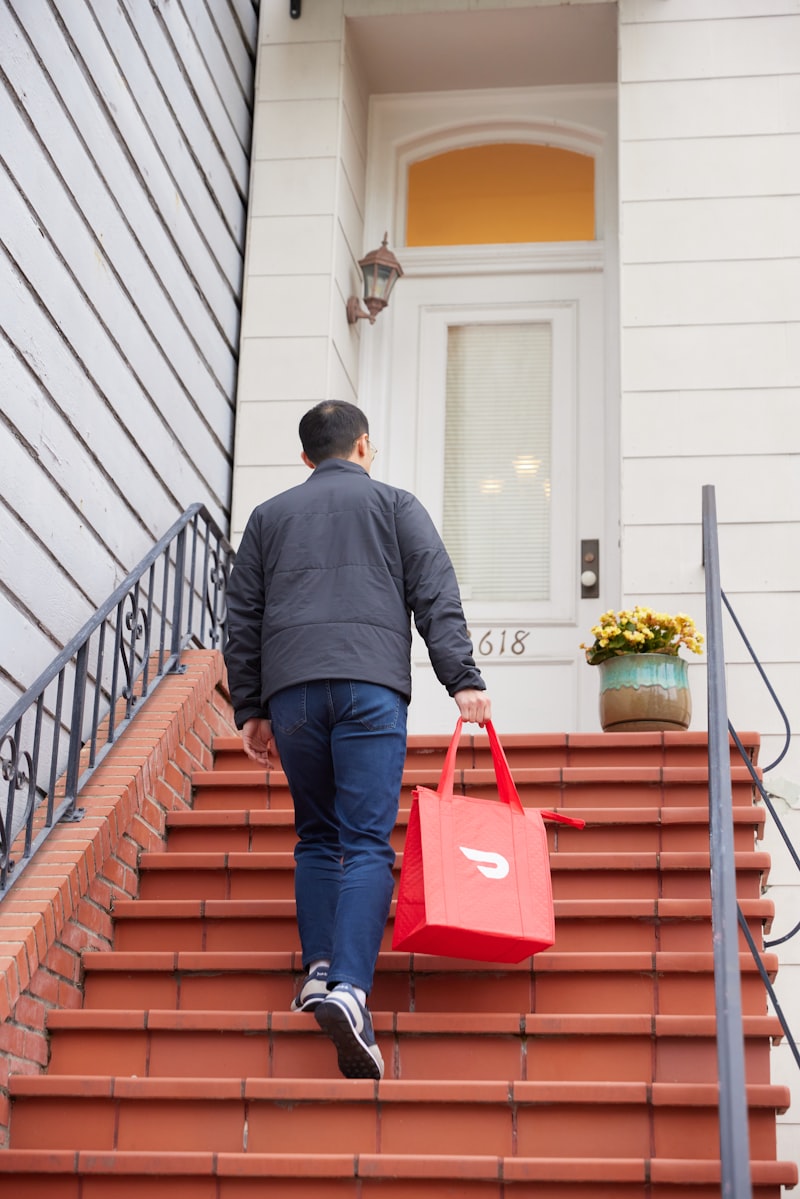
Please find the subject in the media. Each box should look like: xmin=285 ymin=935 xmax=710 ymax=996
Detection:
xmin=0 ymin=0 xmax=258 ymax=711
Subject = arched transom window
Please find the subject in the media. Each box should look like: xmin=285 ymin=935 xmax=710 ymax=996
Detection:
xmin=406 ymin=142 xmax=595 ymax=247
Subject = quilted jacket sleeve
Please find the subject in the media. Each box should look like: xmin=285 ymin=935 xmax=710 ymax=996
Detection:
xmin=223 ymin=511 xmax=269 ymax=728
xmin=394 ymin=492 xmax=485 ymax=697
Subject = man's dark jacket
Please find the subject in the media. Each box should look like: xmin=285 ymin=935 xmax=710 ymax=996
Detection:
xmin=224 ymin=458 xmax=485 ymax=728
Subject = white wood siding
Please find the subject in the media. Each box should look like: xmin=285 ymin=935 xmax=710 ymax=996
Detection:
xmin=619 ymin=0 xmax=800 ymax=769
xmin=619 ymin=0 xmax=800 ymax=1173
xmin=231 ymin=0 xmax=370 ymax=539
xmin=0 ymin=0 xmax=258 ymax=710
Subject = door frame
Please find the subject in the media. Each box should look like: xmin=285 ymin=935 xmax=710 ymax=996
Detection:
xmin=359 ymin=85 xmax=620 ymax=731
xmin=394 ymin=289 xmax=582 ymax=624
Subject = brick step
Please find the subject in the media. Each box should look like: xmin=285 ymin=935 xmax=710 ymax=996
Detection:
xmin=44 ymin=1009 xmax=783 ymax=1084
xmin=210 ymin=730 xmax=760 ymax=773
xmin=466 ymin=731 xmax=760 ymax=771
xmin=0 ymin=1148 xmax=792 ymax=1199
xmin=123 ymin=872 xmax=777 ymax=954
xmin=7 ymin=716 xmax=791 ymax=1199
xmin=190 ymin=763 xmax=760 ymax=811
xmin=7 ymin=1075 xmax=789 ymax=1159
xmin=80 ymin=913 xmax=773 ymax=1008
xmin=106 ymin=895 xmax=774 ymax=958
xmin=164 ymin=804 xmax=765 ymax=855
xmin=81 ymin=946 xmax=778 ymax=1017
xmin=135 ymin=849 xmax=771 ymax=903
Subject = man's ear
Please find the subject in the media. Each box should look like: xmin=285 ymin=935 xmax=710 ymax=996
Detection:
xmin=301 ymin=451 xmax=316 ymax=470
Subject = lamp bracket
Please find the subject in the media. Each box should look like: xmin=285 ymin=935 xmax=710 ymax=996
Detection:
xmin=347 ymin=296 xmax=373 ymax=325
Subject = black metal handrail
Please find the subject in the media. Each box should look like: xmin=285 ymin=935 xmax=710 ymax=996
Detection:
xmin=0 ymin=504 xmax=233 ymax=894
xmin=722 ymin=590 xmax=792 ymax=774
xmin=703 ymin=484 xmax=800 ymax=1198
xmin=702 ymin=484 xmax=753 ymax=1198
xmin=729 ymin=726 xmax=800 ymax=951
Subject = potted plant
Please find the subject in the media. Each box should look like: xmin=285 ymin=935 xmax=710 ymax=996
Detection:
xmin=580 ymin=607 xmax=704 ymax=732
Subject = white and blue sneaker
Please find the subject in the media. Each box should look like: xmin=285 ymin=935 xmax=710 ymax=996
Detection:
xmin=290 ymin=964 xmax=330 ymax=1013
xmin=314 ymin=983 xmax=384 ymax=1080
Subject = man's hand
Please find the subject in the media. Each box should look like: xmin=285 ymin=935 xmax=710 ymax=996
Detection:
xmin=241 ymin=717 xmax=276 ymax=766
xmin=454 ymin=688 xmax=492 ymax=726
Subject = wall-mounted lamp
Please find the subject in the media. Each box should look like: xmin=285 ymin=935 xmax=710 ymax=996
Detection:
xmin=346 ymin=235 xmax=404 ymax=325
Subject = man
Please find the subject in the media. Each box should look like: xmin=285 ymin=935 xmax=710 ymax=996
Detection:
xmin=224 ymin=400 xmax=491 ymax=1081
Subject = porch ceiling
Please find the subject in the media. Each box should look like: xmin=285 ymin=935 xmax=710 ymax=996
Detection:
xmin=346 ymin=3 xmax=618 ymax=95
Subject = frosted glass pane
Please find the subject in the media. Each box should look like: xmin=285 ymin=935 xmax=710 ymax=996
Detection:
xmin=407 ymin=144 xmax=595 ymax=246
xmin=443 ymin=323 xmax=552 ymax=602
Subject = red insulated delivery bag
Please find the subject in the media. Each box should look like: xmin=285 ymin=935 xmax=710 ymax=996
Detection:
xmin=392 ymin=719 xmax=584 ymax=963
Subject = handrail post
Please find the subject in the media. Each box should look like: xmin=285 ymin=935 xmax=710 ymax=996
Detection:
xmin=702 ymin=484 xmax=752 ymax=1199
xmin=171 ymin=525 xmax=187 ymax=661
xmin=64 ymin=642 xmax=89 ymax=813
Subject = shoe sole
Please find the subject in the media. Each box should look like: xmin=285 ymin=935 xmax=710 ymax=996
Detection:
xmin=315 ymin=1000 xmax=383 ymax=1080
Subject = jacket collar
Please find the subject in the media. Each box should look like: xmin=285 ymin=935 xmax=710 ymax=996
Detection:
xmin=309 ymin=458 xmax=369 ymax=479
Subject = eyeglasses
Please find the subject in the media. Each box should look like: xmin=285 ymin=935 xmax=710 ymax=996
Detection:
xmin=367 ymin=439 xmax=378 ymax=458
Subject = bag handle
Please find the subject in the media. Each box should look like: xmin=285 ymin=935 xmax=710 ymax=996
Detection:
xmin=539 ymin=808 xmax=586 ymax=829
xmin=437 ymin=719 xmax=525 ymax=814
xmin=437 ymin=719 xmax=585 ymax=828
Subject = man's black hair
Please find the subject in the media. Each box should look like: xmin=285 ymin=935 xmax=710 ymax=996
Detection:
xmin=299 ymin=400 xmax=369 ymax=464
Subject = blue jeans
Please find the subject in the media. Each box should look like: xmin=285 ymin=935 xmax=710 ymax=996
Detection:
xmin=269 ymin=680 xmax=408 ymax=995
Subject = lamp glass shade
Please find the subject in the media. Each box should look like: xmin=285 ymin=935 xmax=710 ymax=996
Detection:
xmin=359 ymin=237 xmax=404 ymax=308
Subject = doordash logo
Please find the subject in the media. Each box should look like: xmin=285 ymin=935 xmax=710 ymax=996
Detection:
xmin=459 ymin=846 xmax=510 ymax=879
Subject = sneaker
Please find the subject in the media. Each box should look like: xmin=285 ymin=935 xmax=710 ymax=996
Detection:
xmin=290 ymin=965 xmax=329 ymax=1013
xmin=314 ymin=984 xmax=384 ymax=1080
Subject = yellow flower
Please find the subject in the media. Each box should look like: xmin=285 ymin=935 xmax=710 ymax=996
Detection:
xmin=580 ymin=605 xmax=703 ymax=665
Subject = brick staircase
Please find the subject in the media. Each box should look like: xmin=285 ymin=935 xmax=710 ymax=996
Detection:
xmin=1 ymin=729 xmax=797 ymax=1197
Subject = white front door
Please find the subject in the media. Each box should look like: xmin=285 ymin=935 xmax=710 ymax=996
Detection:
xmin=376 ymin=261 xmax=615 ymax=735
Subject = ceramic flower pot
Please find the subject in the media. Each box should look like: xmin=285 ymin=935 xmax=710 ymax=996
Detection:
xmin=597 ymin=653 xmax=691 ymax=733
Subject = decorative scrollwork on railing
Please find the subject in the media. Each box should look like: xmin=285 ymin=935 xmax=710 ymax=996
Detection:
xmin=0 ymin=736 xmax=21 ymax=788
xmin=15 ymin=749 xmax=36 ymax=841
xmin=121 ymin=595 xmax=150 ymax=702
xmin=1 ymin=732 xmax=36 ymax=883
xmin=206 ymin=548 xmax=229 ymax=647
xmin=0 ymin=736 xmax=12 ymax=877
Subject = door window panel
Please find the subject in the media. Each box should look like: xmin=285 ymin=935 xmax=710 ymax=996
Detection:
xmin=443 ymin=323 xmax=552 ymax=602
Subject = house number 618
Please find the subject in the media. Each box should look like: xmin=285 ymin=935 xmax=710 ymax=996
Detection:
xmin=468 ymin=629 xmax=530 ymax=658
